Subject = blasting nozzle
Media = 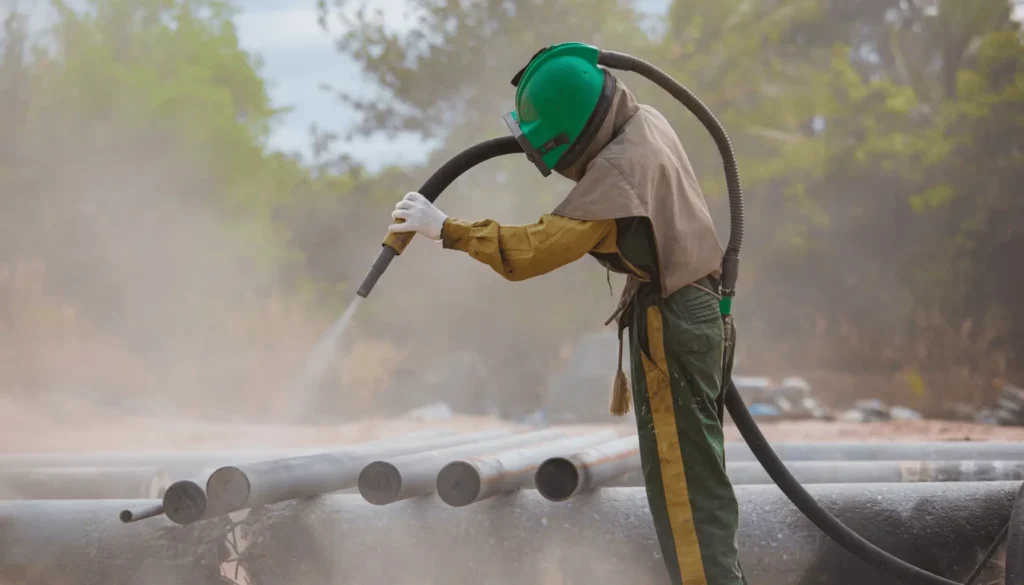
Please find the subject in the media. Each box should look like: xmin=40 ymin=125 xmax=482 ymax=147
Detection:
xmin=356 ymin=245 xmax=399 ymax=298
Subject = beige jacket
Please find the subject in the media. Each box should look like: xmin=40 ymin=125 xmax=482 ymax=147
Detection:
xmin=553 ymin=72 xmax=724 ymax=297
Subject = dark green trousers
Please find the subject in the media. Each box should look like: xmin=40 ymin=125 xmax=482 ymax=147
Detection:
xmin=627 ymin=279 xmax=743 ymax=585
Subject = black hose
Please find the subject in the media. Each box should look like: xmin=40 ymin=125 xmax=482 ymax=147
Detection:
xmin=726 ymin=383 xmax=966 ymax=585
xmin=597 ymin=51 xmax=742 ymax=297
xmin=415 ymin=136 xmax=523 ymax=203
xmin=962 ymin=521 xmax=1006 ymax=585
xmin=356 ymin=136 xmax=523 ymax=297
xmin=1006 ymin=482 xmax=1024 ymax=584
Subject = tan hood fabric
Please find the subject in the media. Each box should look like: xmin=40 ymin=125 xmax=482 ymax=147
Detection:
xmin=553 ymin=73 xmax=724 ymax=297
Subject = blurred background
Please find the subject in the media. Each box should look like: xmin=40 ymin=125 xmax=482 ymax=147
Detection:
xmin=0 ymin=0 xmax=1021 ymax=434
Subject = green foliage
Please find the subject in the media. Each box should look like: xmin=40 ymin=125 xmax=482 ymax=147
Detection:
xmin=666 ymin=0 xmax=1024 ymax=375
xmin=0 ymin=0 xmax=332 ymax=339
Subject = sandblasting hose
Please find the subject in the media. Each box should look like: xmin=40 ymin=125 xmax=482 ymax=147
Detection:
xmin=597 ymin=51 xmax=742 ymax=298
xmin=356 ymin=136 xmax=523 ymax=297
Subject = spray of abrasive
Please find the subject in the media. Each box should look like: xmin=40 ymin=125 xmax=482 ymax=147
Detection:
xmin=286 ymin=295 xmax=363 ymax=419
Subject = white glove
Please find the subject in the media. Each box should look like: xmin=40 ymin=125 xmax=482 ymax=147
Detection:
xmin=388 ymin=192 xmax=448 ymax=241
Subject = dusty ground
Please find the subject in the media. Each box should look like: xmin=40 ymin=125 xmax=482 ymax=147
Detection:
xmin=0 ymin=393 xmax=516 ymax=452
xmin=4 ymin=393 xmax=1024 ymax=453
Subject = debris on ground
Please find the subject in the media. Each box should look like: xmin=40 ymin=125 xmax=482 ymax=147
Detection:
xmin=973 ymin=381 xmax=1024 ymax=426
xmin=733 ymin=376 xmax=833 ymax=421
xmin=402 ymin=402 xmax=456 ymax=420
xmin=889 ymin=406 xmax=924 ymax=421
xmin=837 ymin=399 xmax=923 ymax=423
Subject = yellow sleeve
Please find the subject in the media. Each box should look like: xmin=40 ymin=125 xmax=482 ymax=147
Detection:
xmin=440 ymin=214 xmax=617 ymax=281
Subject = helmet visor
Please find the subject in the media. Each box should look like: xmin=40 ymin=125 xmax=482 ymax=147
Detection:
xmin=503 ymin=110 xmax=552 ymax=177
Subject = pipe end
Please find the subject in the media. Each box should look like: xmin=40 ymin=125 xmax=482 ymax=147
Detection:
xmin=206 ymin=467 xmax=251 ymax=513
xmin=358 ymin=461 xmax=402 ymax=506
xmin=436 ymin=461 xmax=482 ymax=508
xmin=119 ymin=503 xmax=164 ymax=524
xmin=163 ymin=480 xmax=207 ymax=525
xmin=535 ymin=457 xmax=579 ymax=502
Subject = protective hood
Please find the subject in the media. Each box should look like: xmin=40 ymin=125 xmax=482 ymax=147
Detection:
xmin=552 ymin=72 xmax=725 ymax=297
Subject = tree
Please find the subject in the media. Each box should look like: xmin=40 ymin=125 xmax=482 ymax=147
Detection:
xmin=677 ymin=0 xmax=1024 ymax=386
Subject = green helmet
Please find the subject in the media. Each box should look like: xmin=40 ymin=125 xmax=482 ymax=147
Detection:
xmin=504 ymin=42 xmax=615 ymax=177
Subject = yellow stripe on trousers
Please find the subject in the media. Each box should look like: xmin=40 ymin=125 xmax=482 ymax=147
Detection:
xmin=640 ymin=305 xmax=707 ymax=584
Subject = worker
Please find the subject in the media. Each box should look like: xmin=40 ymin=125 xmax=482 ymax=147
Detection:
xmin=388 ymin=43 xmax=744 ymax=585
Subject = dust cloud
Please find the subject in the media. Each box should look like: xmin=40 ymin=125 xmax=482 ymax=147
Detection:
xmin=1 ymin=131 xmax=320 ymax=421
xmin=0 ymin=68 xmax=608 ymax=444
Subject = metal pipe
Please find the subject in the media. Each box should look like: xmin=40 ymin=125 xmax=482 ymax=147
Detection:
xmin=162 ymin=468 xmax=219 ymax=525
xmin=535 ymin=435 xmax=639 ymax=502
xmin=1 ymin=483 xmax=1013 ymax=585
xmin=0 ymin=429 xmax=455 ymax=473
xmin=160 ymin=430 xmax=500 ymax=525
xmin=205 ymin=429 xmax=512 ymax=515
xmin=724 ymin=440 xmax=1024 ymax=462
xmin=162 ymin=430 xmax=507 ymax=525
xmin=0 ymin=466 xmax=171 ymax=500
xmin=11 ymin=439 xmax=1019 ymax=472
xmin=436 ymin=430 xmax=618 ymax=507
xmin=118 ymin=503 xmax=164 ymax=523
xmin=358 ymin=429 xmax=564 ymax=505
xmin=542 ymin=452 xmax=1024 ymax=497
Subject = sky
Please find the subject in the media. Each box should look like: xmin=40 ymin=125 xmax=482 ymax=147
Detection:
xmin=233 ymin=0 xmax=672 ymax=170
xmin=234 ymin=0 xmax=429 ymax=169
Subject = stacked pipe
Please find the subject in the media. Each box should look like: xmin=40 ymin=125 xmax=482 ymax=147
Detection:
xmin=119 ymin=427 xmax=624 ymax=523
xmin=7 ymin=433 xmax=1024 ymax=508
xmin=534 ymin=436 xmax=1024 ymax=500
xmin=4 ymin=430 xmax=1024 ymax=585
xmin=160 ymin=428 xmax=512 ymax=524
xmin=8 ymin=433 xmax=1024 ymax=509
